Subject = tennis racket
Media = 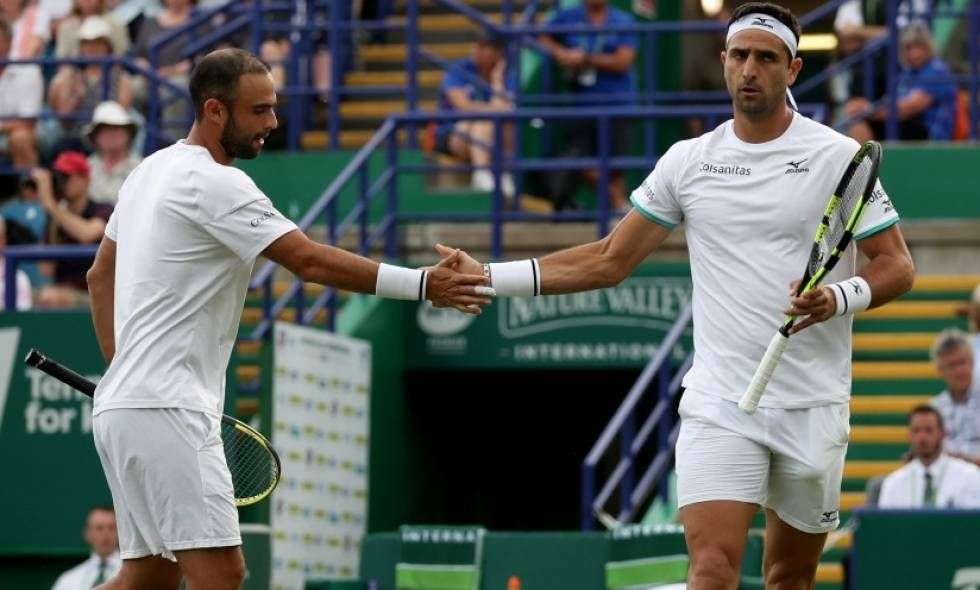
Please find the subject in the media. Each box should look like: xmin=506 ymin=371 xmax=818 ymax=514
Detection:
xmin=738 ymin=141 xmax=883 ymax=414
xmin=25 ymin=348 xmax=281 ymax=506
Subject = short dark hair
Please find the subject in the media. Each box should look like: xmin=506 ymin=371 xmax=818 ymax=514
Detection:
xmin=189 ymin=48 xmax=270 ymax=119
xmin=728 ymin=2 xmax=802 ymax=60
xmin=909 ymin=404 xmax=944 ymax=431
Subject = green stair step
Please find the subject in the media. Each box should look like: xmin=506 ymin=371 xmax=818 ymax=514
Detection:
xmin=846 ymin=443 xmax=907 ymax=461
xmin=851 ymin=379 xmax=944 ymax=394
xmin=854 ymin=317 xmax=967 ymax=332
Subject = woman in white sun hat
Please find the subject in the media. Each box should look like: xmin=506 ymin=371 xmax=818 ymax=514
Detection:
xmin=85 ymin=100 xmax=142 ymax=205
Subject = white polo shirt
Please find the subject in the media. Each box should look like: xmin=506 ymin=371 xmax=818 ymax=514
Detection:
xmin=630 ymin=112 xmax=899 ymax=409
xmin=878 ymin=455 xmax=980 ymax=508
xmin=931 ymin=385 xmax=980 ymax=458
xmin=94 ymin=141 xmax=297 ymax=416
xmin=51 ymin=552 xmax=121 ymax=590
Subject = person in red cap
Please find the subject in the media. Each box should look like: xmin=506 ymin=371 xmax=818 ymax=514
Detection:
xmin=31 ymin=150 xmax=113 ymax=308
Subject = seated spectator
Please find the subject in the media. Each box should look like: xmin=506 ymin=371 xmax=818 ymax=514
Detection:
xmin=0 ymin=4 xmax=46 ymax=167
xmin=51 ymin=506 xmax=121 ymax=590
xmin=45 ymin=15 xmax=133 ymax=156
xmin=55 ymin=0 xmax=129 ymax=61
xmin=0 ymin=216 xmax=33 ymax=310
xmin=0 ymin=173 xmax=47 ymax=241
xmin=32 ymin=152 xmax=113 ymax=308
xmin=967 ymin=284 xmax=980 ymax=363
xmin=132 ymin=0 xmax=203 ymax=131
xmin=84 ymin=101 xmax=140 ymax=204
xmin=538 ymin=0 xmax=638 ymax=210
xmin=878 ymin=405 xmax=980 ymax=508
xmin=846 ymin=22 xmax=957 ymax=142
xmin=436 ymin=35 xmax=515 ymax=196
xmin=929 ymin=328 xmax=980 ymax=465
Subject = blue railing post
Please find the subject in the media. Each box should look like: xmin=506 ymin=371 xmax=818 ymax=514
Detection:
xmin=147 ymin=47 xmax=161 ymax=151
xmin=262 ymin=274 xmax=273 ymax=333
xmin=885 ymin=0 xmax=899 ymax=140
xmin=287 ymin=1 xmax=305 ymax=151
xmin=328 ymin=0 xmax=341 ymax=149
xmin=656 ymin=360 xmax=671 ymax=502
xmin=969 ymin=1 xmax=978 ymax=139
xmin=596 ymin=115 xmax=611 ymax=237
xmin=358 ymin=163 xmax=370 ymax=255
xmin=4 ymin=254 xmax=18 ymax=311
xmin=405 ymin=0 xmax=420 ymax=148
xmin=250 ymin=0 xmax=264 ymax=56
xmin=491 ymin=119 xmax=504 ymax=259
xmin=620 ymin=409 xmax=636 ymax=518
xmin=581 ymin=463 xmax=595 ymax=531
xmin=385 ymin=130 xmax=399 ymax=259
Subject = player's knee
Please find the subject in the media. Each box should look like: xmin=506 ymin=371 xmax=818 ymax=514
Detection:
xmin=689 ymin=546 xmax=740 ymax=589
xmin=764 ymin=559 xmax=818 ymax=589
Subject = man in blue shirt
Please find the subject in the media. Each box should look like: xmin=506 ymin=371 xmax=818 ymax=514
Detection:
xmin=846 ymin=21 xmax=958 ymax=141
xmin=436 ymin=35 xmax=516 ymax=196
xmin=538 ymin=0 xmax=638 ymax=210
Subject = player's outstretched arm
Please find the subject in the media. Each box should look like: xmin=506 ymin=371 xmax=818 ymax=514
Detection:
xmin=435 ymin=210 xmax=672 ymax=296
xmin=787 ymin=224 xmax=915 ymax=334
xmin=262 ymin=229 xmax=494 ymax=314
xmin=87 ymin=237 xmax=117 ymax=363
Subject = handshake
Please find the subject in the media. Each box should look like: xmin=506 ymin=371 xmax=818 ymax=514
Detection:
xmin=424 ymin=243 xmax=496 ymax=315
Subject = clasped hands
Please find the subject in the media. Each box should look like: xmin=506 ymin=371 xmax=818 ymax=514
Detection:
xmin=424 ymin=243 xmax=493 ymax=315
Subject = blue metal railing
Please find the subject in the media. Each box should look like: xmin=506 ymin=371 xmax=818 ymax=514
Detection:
xmin=580 ymin=304 xmax=692 ymax=531
xmin=3 ymin=245 xmax=98 ymax=311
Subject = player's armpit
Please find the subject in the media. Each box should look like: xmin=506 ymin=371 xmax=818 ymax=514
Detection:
xmin=856 ymin=224 xmax=915 ymax=308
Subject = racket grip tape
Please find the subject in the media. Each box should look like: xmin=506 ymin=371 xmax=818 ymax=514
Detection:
xmin=24 ymin=348 xmax=98 ymax=397
xmin=738 ymin=332 xmax=789 ymax=414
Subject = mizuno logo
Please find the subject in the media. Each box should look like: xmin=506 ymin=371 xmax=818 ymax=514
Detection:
xmin=784 ymin=158 xmax=810 ymax=174
xmin=851 ymin=280 xmax=863 ymax=295
xmin=819 ymin=510 xmax=838 ymax=523
xmin=751 ymin=17 xmax=774 ymax=29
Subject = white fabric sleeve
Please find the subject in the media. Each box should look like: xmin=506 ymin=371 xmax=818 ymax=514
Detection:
xmin=854 ymin=178 xmax=900 ymax=240
xmin=875 ymin=473 xmax=900 ymax=508
xmin=629 ymin=143 xmax=684 ymax=228
xmin=104 ymin=210 xmax=118 ymax=241
xmin=198 ymin=169 xmax=298 ymax=262
xmin=16 ymin=270 xmax=32 ymax=311
xmin=962 ymin=468 xmax=980 ymax=508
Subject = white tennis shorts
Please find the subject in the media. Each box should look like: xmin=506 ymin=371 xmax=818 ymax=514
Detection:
xmin=675 ymin=389 xmax=849 ymax=534
xmin=93 ymin=408 xmax=241 ymax=560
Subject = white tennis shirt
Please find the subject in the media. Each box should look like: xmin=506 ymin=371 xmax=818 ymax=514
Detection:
xmin=94 ymin=141 xmax=297 ymax=416
xmin=631 ymin=112 xmax=899 ymax=408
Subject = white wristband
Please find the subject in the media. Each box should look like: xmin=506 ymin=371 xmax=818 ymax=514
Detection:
xmin=376 ymin=263 xmax=427 ymax=301
xmin=828 ymin=276 xmax=872 ymax=316
xmin=486 ymin=259 xmax=541 ymax=297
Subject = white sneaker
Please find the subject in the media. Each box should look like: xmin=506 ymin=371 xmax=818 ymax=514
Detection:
xmin=471 ymin=169 xmax=495 ymax=192
xmin=471 ymin=170 xmax=516 ymax=198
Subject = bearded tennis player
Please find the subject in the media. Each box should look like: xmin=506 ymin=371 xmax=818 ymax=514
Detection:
xmin=85 ymin=49 xmax=492 ymax=590
xmin=438 ymin=3 xmax=914 ymax=588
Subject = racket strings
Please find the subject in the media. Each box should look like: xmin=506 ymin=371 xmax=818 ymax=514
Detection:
xmin=829 ymin=156 xmax=875 ymax=248
xmin=221 ymin=421 xmax=277 ymax=502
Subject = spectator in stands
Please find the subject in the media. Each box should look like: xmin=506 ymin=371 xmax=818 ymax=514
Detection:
xmin=46 ymin=15 xmax=133 ymax=156
xmin=966 ymin=284 xmax=980 ymax=363
xmin=878 ymin=405 xmax=980 ymax=507
xmin=51 ymin=506 xmax=121 ymax=590
xmin=845 ymin=22 xmax=958 ymax=142
xmin=85 ymin=101 xmax=140 ymax=205
xmin=538 ymin=0 xmax=638 ymax=211
xmin=32 ymin=152 xmax=113 ymax=308
xmin=55 ymin=0 xmax=129 ymax=61
xmin=0 ymin=5 xmax=45 ymax=167
xmin=929 ymin=328 xmax=980 ymax=466
xmin=0 ymin=174 xmax=48 ymax=242
xmin=132 ymin=0 xmax=202 ymax=130
xmin=436 ymin=35 xmax=516 ymax=196
xmin=0 ymin=216 xmax=33 ymax=310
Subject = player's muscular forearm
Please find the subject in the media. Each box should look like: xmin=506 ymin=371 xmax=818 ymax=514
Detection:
xmin=87 ymin=238 xmax=117 ymax=363
xmin=856 ymin=225 xmax=915 ymax=308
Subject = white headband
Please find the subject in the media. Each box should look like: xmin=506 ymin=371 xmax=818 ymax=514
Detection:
xmin=726 ymin=12 xmax=800 ymax=109
xmin=726 ymin=13 xmax=798 ymax=58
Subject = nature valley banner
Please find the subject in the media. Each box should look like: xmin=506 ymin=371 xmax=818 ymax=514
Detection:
xmin=407 ymin=264 xmax=693 ymax=369
xmin=0 ymin=313 xmax=111 ymax=554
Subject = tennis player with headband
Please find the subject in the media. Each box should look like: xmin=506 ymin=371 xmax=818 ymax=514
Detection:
xmin=436 ymin=3 xmax=914 ymax=588
xmin=84 ymin=49 xmax=493 ymax=590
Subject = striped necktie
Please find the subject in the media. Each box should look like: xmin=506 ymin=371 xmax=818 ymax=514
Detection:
xmin=923 ymin=472 xmax=937 ymax=507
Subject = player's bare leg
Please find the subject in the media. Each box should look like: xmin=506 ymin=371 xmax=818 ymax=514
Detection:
xmin=680 ymin=500 xmax=759 ymax=590
xmin=175 ymin=546 xmax=246 ymax=590
xmin=94 ymin=555 xmax=182 ymax=590
xmin=762 ymin=509 xmax=826 ymax=589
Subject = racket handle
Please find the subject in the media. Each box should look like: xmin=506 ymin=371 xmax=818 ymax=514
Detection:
xmin=738 ymin=332 xmax=789 ymax=414
xmin=24 ymin=348 xmax=98 ymax=397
